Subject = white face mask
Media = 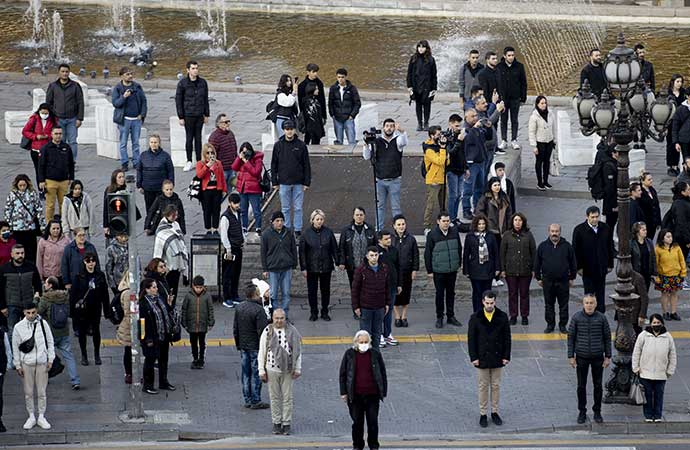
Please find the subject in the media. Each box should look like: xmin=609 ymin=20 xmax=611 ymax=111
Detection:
xmin=357 ymin=343 xmax=370 ymax=352
xmin=39 ymin=113 xmax=49 ymax=120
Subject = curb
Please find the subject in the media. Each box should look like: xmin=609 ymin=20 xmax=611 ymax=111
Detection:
xmin=0 ymin=426 xmax=179 ymax=446
xmin=518 ymin=186 xmax=674 ymax=203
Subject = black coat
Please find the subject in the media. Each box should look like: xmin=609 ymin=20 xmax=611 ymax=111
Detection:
xmin=406 ymin=55 xmax=438 ymax=98
xmin=328 ymin=81 xmax=362 ymax=122
xmin=338 ymin=222 xmax=377 ymax=270
xmin=298 ymin=77 xmax=327 ymax=120
xmin=175 ymin=76 xmax=210 ymax=118
xmin=233 ymin=300 xmax=268 ymax=351
xmin=496 ymin=58 xmax=527 ymax=102
xmin=468 ymin=307 xmax=511 ymax=369
xmin=580 ymin=63 xmax=607 ymax=97
xmin=270 ymin=136 xmax=311 ymax=187
xmin=70 ymin=269 xmax=109 ymax=323
xmin=572 ymin=221 xmax=615 ymax=279
xmin=662 ymin=196 xmax=690 ymax=246
xmin=145 ymin=192 xmax=186 ymax=234
xmin=477 ymin=66 xmax=499 ymax=100
xmin=0 ymin=327 xmax=7 ymax=375
xmin=339 ymin=348 xmax=387 ymax=402
xmin=639 ymin=186 xmax=662 ymax=234
xmin=672 ymin=104 xmax=690 ymax=145
xmin=38 ymin=141 xmax=75 ymax=182
xmin=463 ymin=232 xmax=499 ymax=281
xmin=630 ymin=198 xmax=646 ymax=228
xmin=596 ymin=150 xmax=618 ymax=215
xmin=299 ymin=225 xmax=339 ymax=273
xmin=391 ymin=231 xmax=419 ymax=273
xmin=138 ymin=294 xmax=174 ymax=358
xmin=377 ymin=244 xmax=401 ymax=289
xmin=640 ymin=59 xmax=655 ymax=92
xmin=534 ymin=238 xmax=577 ymax=281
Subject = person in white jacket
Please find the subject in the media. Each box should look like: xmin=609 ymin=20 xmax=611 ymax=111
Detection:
xmin=274 ymin=75 xmax=298 ymax=138
xmin=61 ymin=180 xmax=95 ymax=240
xmin=258 ymin=308 xmax=302 ymax=436
xmin=528 ymin=96 xmax=557 ymax=191
xmin=11 ymin=302 xmax=55 ymax=430
xmin=632 ymin=313 xmax=677 ymax=422
xmin=153 ymin=205 xmax=188 ymax=304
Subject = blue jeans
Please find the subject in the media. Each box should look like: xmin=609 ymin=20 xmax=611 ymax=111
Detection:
xmin=240 ymin=193 xmax=262 ymax=230
xmin=53 ymin=335 xmax=80 ymax=385
xmin=279 ymin=184 xmax=304 ymax=231
xmin=224 ymin=169 xmax=235 ymax=190
xmin=375 ymin=177 xmax=401 ymax=230
xmin=446 ymin=172 xmax=464 ymax=221
xmin=382 ymin=288 xmax=397 ymax=339
xmin=269 ymin=270 xmax=292 ymax=317
xmin=59 ymin=117 xmax=78 ymax=160
xmin=359 ymin=307 xmax=385 ymax=349
xmin=462 ymin=162 xmax=485 ymax=215
xmin=640 ymin=378 xmax=665 ymax=420
xmin=334 ymin=118 xmax=356 ymax=145
xmin=240 ymin=350 xmax=262 ymax=405
xmin=275 ymin=117 xmax=291 ymax=138
xmin=118 ymin=119 xmax=142 ymax=166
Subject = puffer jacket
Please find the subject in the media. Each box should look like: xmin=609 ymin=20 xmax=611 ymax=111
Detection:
xmin=105 ymin=240 xmax=128 ymax=289
xmin=175 ymin=76 xmax=210 ymax=118
xmin=567 ymin=310 xmax=612 ymax=359
xmin=116 ymin=276 xmax=132 ymax=346
xmin=424 ymin=226 xmax=462 ymax=274
xmin=351 ymin=262 xmax=390 ymax=310
xmin=12 ymin=317 xmax=55 ymax=367
xmin=339 ymin=348 xmax=387 ymax=402
xmin=231 ymin=152 xmax=264 ymax=195
xmin=233 ymin=299 xmax=269 ymax=351
xmin=136 ymin=148 xmax=175 ymax=192
xmin=61 ymin=192 xmax=95 ymax=238
xmin=632 ymin=328 xmax=677 ymax=381
xmin=145 ymin=192 xmax=186 ymax=235
xmin=181 ymin=288 xmax=215 ymax=334
xmin=4 ymin=189 xmax=44 ymax=232
xmin=528 ymin=109 xmax=557 ymax=147
xmin=392 ymin=231 xmax=419 ymax=273
xmin=37 ymin=289 xmax=70 ymax=338
xmin=422 ymin=140 xmax=447 ymax=185
xmin=500 ymin=229 xmax=536 ymax=276
xmin=36 ymin=235 xmax=70 ymax=279
xmin=328 ymin=80 xmax=361 ymax=122
xmin=299 ymin=225 xmax=339 ymax=273
xmin=22 ymin=113 xmax=57 ymax=152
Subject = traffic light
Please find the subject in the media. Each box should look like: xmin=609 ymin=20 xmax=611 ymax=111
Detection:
xmin=107 ymin=193 xmax=130 ymax=235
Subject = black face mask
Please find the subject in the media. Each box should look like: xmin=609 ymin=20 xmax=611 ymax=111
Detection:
xmin=651 ymin=325 xmax=662 ymax=333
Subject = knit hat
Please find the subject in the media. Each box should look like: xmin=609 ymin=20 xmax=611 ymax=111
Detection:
xmin=282 ymin=120 xmax=296 ymax=130
xmin=271 ymin=211 xmax=285 ymax=222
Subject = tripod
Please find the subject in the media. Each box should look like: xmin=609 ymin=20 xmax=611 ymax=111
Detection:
xmin=368 ymin=140 xmax=381 ymax=231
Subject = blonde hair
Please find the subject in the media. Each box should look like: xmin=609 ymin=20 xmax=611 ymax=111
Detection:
xmin=352 ymin=330 xmax=371 ymax=348
xmin=310 ymin=209 xmax=326 ymax=223
xmin=202 ymin=143 xmax=216 ymax=162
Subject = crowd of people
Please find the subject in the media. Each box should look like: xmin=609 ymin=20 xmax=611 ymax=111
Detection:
xmin=0 ymin=40 xmax=685 ymax=445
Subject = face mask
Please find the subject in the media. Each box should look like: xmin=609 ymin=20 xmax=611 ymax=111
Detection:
xmin=1 ymin=231 xmax=10 ymax=240
xmin=651 ymin=325 xmax=662 ymax=333
xmin=357 ymin=343 xmax=370 ymax=353
xmin=39 ymin=113 xmax=49 ymax=120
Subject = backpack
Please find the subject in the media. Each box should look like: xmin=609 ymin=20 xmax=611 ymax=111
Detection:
xmin=109 ymin=293 xmax=124 ymax=326
xmin=265 ymin=95 xmax=278 ymax=123
xmin=50 ymin=302 xmax=69 ymax=330
xmin=586 ymin=160 xmax=607 ymax=200
xmin=420 ymin=159 xmax=428 ymax=179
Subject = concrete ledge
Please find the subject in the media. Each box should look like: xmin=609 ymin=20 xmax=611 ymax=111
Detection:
xmin=1 ymin=426 xmax=179 ymax=446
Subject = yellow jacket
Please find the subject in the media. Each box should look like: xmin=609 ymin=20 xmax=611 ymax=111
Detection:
xmin=655 ymin=244 xmax=687 ymax=278
xmin=423 ymin=140 xmax=448 ymax=185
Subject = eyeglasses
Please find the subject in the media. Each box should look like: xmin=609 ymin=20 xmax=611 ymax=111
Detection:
xmin=220 ymin=120 xmax=231 ymax=124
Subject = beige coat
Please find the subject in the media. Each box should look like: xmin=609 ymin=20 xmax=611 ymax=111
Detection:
xmin=632 ymin=329 xmax=677 ymax=380
xmin=116 ymin=275 xmax=132 ymax=346
xmin=528 ymin=109 xmax=557 ymax=147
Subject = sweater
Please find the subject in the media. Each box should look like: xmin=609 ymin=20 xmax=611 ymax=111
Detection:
xmin=261 ymin=227 xmax=298 ymax=272
xmin=354 ymin=351 xmax=377 ymax=395
xmin=567 ymin=310 xmax=612 ymax=359
xmin=655 ymin=245 xmax=686 ymax=277
xmin=632 ymin=328 xmax=677 ymax=381
xmin=136 ymin=148 xmax=175 ymax=191
xmin=534 ymin=238 xmax=577 ymax=281
xmin=208 ymin=128 xmax=238 ymax=170
xmin=12 ymin=317 xmax=55 ymax=367
xmin=36 ymin=236 xmax=70 ymax=279
xmin=61 ymin=192 xmax=95 ymax=238
xmin=181 ymin=289 xmax=215 ymax=334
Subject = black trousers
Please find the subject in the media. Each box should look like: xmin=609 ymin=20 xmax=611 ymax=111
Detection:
xmin=143 ymin=340 xmax=170 ymax=388
xmin=184 ymin=115 xmax=204 ymax=162
xmin=124 ymin=345 xmax=132 ymax=377
xmin=304 ymin=133 xmax=322 ymax=145
xmin=500 ymin=98 xmax=521 ymax=141
xmin=0 ymin=368 xmax=4 ymax=419
xmin=415 ymin=98 xmax=432 ymax=126
xmin=347 ymin=268 xmax=355 ymax=288
xmin=666 ymin=132 xmax=681 ymax=167
xmin=348 ymin=394 xmax=380 ymax=450
xmin=576 ymin=356 xmax=604 ymax=413
xmin=433 ymin=272 xmax=457 ymax=319
xmin=30 ymin=150 xmax=40 ymax=186
xmin=77 ymin=318 xmax=101 ymax=359
xmin=543 ymin=278 xmax=570 ymax=327
xmin=189 ymin=332 xmax=206 ymax=361
xmin=307 ymin=271 xmax=332 ymax=315
xmin=535 ymin=141 xmax=554 ymax=186
xmin=201 ymin=190 xmax=223 ymax=229
xmin=144 ymin=190 xmax=162 ymax=215
xmin=605 ymin=212 xmax=618 ymax=239
xmin=679 ymin=142 xmax=690 ymax=162
xmin=582 ymin=275 xmax=606 ymax=313
xmin=222 ymin=248 xmax=243 ymax=301
xmin=166 ymin=270 xmax=181 ymax=303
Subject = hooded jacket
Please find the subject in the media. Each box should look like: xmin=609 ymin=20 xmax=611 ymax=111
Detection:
xmin=12 ymin=316 xmax=55 ymax=367
xmin=422 ymin=139 xmax=448 ymax=185
xmin=22 ymin=113 xmax=57 ymax=151
xmin=475 ymin=193 xmax=512 ymax=237
xmin=500 ymin=228 xmax=536 ymax=277
xmin=328 ymin=80 xmax=362 ymax=122
xmin=116 ymin=276 xmax=132 ymax=346
xmin=496 ymin=57 xmax=527 ymax=102
xmin=37 ymin=289 xmax=71 ymax=338
xmin=181 ymin=287 xmax=215 ymax=334
xmin=632 ymin=327 xmax=676 ymax=381
xmin=232 ymin=152 xmax=264 ymax=195
xmin=46 ymin=78 xmax=84 ymax=120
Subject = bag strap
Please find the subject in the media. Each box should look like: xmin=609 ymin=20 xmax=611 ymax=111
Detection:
xmin=40 ymin=320 xmax=48 ymax=351
xmin=13 ymin=191 xmax=38 ymax=219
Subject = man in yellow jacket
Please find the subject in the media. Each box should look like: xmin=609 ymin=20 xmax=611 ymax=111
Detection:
xmin=423 ymin=127 xmax=448 ymax=233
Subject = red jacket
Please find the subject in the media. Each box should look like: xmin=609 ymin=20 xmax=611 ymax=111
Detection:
xmin=231 ymin=152 xmax=264 ymax=194
xmin=195 ymin=160 xmax=228 ymax=193
xmin=22 ymin=114 xmax=57 ymax=152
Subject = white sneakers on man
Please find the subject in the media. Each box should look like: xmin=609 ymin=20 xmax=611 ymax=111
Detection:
xmin=183 ymin=161 xmax=193 ymax=172
xmin=36 ymin=415 xmax=51 ymax=430
xmin=23 ymin=414 xmax=36 ymax=430
xmin=511 ymin=140 xmax=521 ymax=150
xmin=498 ymin=140 xmax=508 ymax=150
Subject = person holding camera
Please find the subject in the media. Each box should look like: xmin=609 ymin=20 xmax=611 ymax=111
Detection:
xmin=232 ymin=142 xmax=265 ymax=234
xmin=407 ymin=40 xmax=438 ymax=132
xmin=112 ymin=66 xmax=147 ymax=172
xmin=422 ymin=126 xmax=449 ymax=234
xmin=196 ymin=143 xmax=228 ymax=235
xmin=445 ymin=114 xmax=467 ymax=223
xmin=461 ymin=109 xmax=493 ymax=221
xmin=363 ymin=119 xmax=408 ymax=231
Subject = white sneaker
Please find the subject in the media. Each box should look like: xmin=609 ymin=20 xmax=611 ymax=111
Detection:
xmin=23 ymin=414 xmax=36 ymax=430
xmin=385 ymin=335 xmax=399 ymax=346
xmin=492 ymin=279 xmax=498 ymax=287
xmin=511 ymin=140 xmax=521 ymax=150
xmin=496 ymin=279 xmax=504 ymax=286
xmin=183 ymin=161 xmax=193 ymax=172
xmin=498 ymin=140 xmax=508 ymax=150
xmin=36 ymin=414 xmax=51 ymax=430
xmin=683 ymin=281 xmax=690 ymax=291
xmin=379 ymin=336 xmax=387 ymax=348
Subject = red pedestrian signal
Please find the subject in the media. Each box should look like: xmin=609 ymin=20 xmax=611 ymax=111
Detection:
xmin=108 ymin=193 xmax=130 ymax=235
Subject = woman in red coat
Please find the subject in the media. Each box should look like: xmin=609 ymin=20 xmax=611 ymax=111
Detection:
xmin=231 ymin=142 xmax=264 ymax=234
xmin=196 ymin=143 xmax=227 ymax=235
xmin=21 ymin=103 xmax=57 ymax=185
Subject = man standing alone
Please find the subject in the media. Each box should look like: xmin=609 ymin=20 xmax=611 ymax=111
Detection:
xmin=176 ymin=60 xmax=210 ymax=172
xmin=46 ymin=64 xmax=84 ymax=161
xmin=112 ymin=67 xmax=147 ymax=172
xmin=496 ymin=47 xmax=527 ymax=151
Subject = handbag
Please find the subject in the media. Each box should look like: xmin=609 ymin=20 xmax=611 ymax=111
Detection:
xmin=629 ymin=374 xmax=646 ymax=405
xmin=18 ymin=323 xmax=37 ymax=353
xmin=259 ymin=163 xmax=272 ymax=193
xmin=20 ymin=136 xmax=32 ymax=150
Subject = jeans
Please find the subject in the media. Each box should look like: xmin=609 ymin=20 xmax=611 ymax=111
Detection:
xmin=433 ymin=272 xmax=457 ymax=319
xmin=59 ymin=117 xmax=78 ymax=160
xmin=470 ymin=278 xmax=493 ymax=313
xmin=359 ymin=307 xmax=385 ymax=349
xmin=275 ymin=117 xmax=291 ymax=138
xmin=184 ymin=115 xmax=204 ymax=162
xmin=306 ymin=271 xmax=331 ymax=315
xmin=240 ymin=350 xmax=262 ymax=405
xmin=576 ymin=356 xmax=604 ymax=413
xmin=222 ymin=248 xmax=243 ymax=301
xmin=543 ymin=278 xmax=570 ymax=328
xmin=240 ymin=193 xmax=262 ymax=230
xmin=375 ymin=177 xmax=401 ymax=230
xmin=505 ymin=275 xmax=531 ymax=318
xmin=382 ymin=288 xmax=397 ymax=338
xmin=348 ymin=394 xmax=380 ymax=450
xmin=582 ymin=276 xmax=606 ymax=314
xmin=462 ymin=162 xmax=485 ymax=215
xmin=269 ymin=270 xmax=292 ymax=317
xmin=53 ymin=335 xmax=80 ymax=385
xmin=640 ymin=378 xmax=665 ymax=419
xmin=446 ymin=172 xmax=464 ymax=221
xmin=334 ymin=118 xmax=356 ymax=145
xmin=118 ymin=119 xmax=142 ymax=166
xmin=500 ymin=98 xmax=521 ymax=142
xmin=224 ymin=169 xmax=235 ymax=190
xmin=279 ymin=184 xmax=304 ymax=231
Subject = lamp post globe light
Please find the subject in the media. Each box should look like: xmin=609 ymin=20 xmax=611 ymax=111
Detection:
xmin=573 ymin=32 xmax=674 ymax=404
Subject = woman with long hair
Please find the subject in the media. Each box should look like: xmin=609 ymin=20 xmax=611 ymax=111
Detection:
xmin=139 ymin=277 xmax=176 ymax=394
xmin=274 ymin=74 xmax=298 ymax=137
xmin=301 ymin=82 xmax=326 ymax=145
xmin=528 ymin=95 xmax=557 ymax=190
xmin=666 ymin=74 xmax=686 ymax=176
xmin=36 ymin=219 xmax=70 ymax=285
xmin=196 ymin=143 xmax=227 ymax=235
xmin=4 ymin=174 xmax=44 ymax=263
xmin=638 ymin=171 xmax=661 ymax=238
xmin=61 ymin=180 xmax=95 ymax=240
xmin=406 ymin=40 xmax=438 ymax=131
xmin=500 ymin=212 xmax=537 ymax=325
xmin=103 ymin=169 xmax=127 ymax=240
xmin=463 ymin=214 xmax=499 ymax=313
xmin=630 ymin=221 xmax=657 ymax=293
xmin=475 ymin=177 xmax=512 ymax=286
xmin=654 ymin=229 xmax=686 ymax=321
xmin=21 ymin=102 xmax=57 ymax=185
xmin=232 ymin=142 xmax=264 ymax=234
xmin=144 ymin=257 xmax=172 ymax=303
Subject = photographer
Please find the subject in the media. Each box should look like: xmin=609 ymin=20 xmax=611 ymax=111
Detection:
xmin=422 ymin=126 xmax=449 ymax=234
xmin=474 ymin=93 xmax=504 ymax=176
xmin=232 ymin=142 xmax=265 ymax=234
xmin=445 ymin=114 xmax=468 ymax=224
xmin=363 ymin=119 xmax=408 ymax=231
xmin=461 ymin=109 xmax=493 ymax=220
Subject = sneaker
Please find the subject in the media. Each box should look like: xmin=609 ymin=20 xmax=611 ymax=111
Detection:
xmin=544 ymin=182 xmax=553 ymax=189
xmin=183 ymin=161 xmax=193 ymax=172
xmin=653 ymin=418 xmax=663 ymax=423
xmin=498 ymin=140 xmax=508 ymax=150
xmin=491 ymin=412 xmax=503 ymax=426
xmin=424 ymin=228 xmax=431 ymax=236
xmin=321 ymin=312 xmax=331 ymax=321
xmin=379 ymin=336 xmax=387 ymax=348
xmin=521 ymin=317 xmax=529 ymax=326
xmin=385 ymin=335 xmax=399 ymax=346
xmin=537 ymin=184 xmax=546 ymax=191
xmin=509 ymin=317 xmax=517 ymax=326
xmin=664 ymin=312 xmax=671 ymax=321
xmin=435 ymin=318 xmax=444 ymax=329
xmin=121 ymin=162 xmax=129 ymax=172
xmin=544 ymin=326 xmax=554 ymax=334
xmin=492 ymin=279 xmax=499 ymax=287
xmin=479 ymin=414 xmax=488 ymax=428
xmin=222 ymin=299 xmax=236 ymax=308
xmin=143 ymin=387 xmax=158 ymax=395
xmin=250 ymin=402 xmax=270 ymax=409
xmin=36 ymin=415 xmax=51 ymax=430
xmin=191 ymin=360 xmax=201 ymax=369
xmin=447 ymin=317 xmax=462 ymax=327
xmin=255 ymin=228 xmax=262 ymax=236
xmin=72 ymin=384 xmax=80 ymax=390
xmin=670 ymin=312 xmax=681 ymax=321
xmin=577 ymin=412 xmax=587 ymax=424
xmin=644 ymin=418 xmax=654 ymax=423
xmin=511 ymin=140 xmax=520 ymax=150
xmin=159 ymin=383 xmax=176 ymax=391
xmin=395 ymin=319 xmax=403 ymax=328
xmin=683 ymin=281 xmax=690 ymax=291
xmin=495 ymin=148 xmax=507 ymax=156
xmin=281 ymin=424 xmax=291 ymax=435
xmin=593 ymin=412 xmax=603 ymax=424
xmin=23 ymin=414 xmax=36 ymax=430
xmin=272 ymin=423 xmax=282 ymax=434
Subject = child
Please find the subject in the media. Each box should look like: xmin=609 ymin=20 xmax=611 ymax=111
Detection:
xmin=654 ymin=229 xmax=686 ymax=321
xmin=144 ymin=180 xmax=186 ymax=235
xmin=493 ymin=162 xmax=516 ymax=213
xmin=181 ymin=276 xmax=215 ymax=369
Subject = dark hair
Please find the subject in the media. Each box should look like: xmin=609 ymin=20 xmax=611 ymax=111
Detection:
xmin=82 ymin=252 xmax=98 ymax=263
xmin=383 ymin=118 xmax=395 ymax=126
xmin=656 ymin=228 xmax=675 ymax=248
xmin=336 ymin=68 xmax=348 ymax=77
xmin=437 ymin=211 xmax=450 ymax=220
xmin=428 ymin=125 xmax=442 ymax=137
xmin=245 ymin=282 xmax=259 ymax=299
xmin=305 ymin=82 xmax=318 ymax=97
xmin=648 ymin=313 xmax=664 ymax=325
xmin=277 ymin=74 xmax=293 ymax=94
xmin=510 ymin=212 xmax=529 ymax=232
xmin=485 ymin=176 xmax=502 ymax=194
xmin=366 ymin=246 xmax=379 ymax=254
xmin=634 ymin=43 xmax=645 ymax=52
xmin=672 ymin=181 xmax=690 ymax=199
xmin=58 ymin=63 xmax=70 ymax=71
xmin=163 ymin=204 xmax=178 ymax=218
xmin=503 ymin=46 xmax=515 ymax=54
xmin=629 ymin=181 xmax=641 ymax=193
xmin=494 ymin=161 xmax=506 ymax=171
xmin=69 ymin=179 xmax=83 ymax=196
xmin=392 ymin=214 xmax=406 ymax=224
xmin=192 ymin=275 xmax=205 ymax=286
xmin=471 ymin=213 xmax=488 ymax=232
xmin=411 ymin=39 xmax=432 ymax=63
xmin=228 ymin=192 xmax=241 ymax=204
xmin=485 ymin=51 xmax=496 ymax=60
xmin=589 ymin=48 xmax=600 ymax=56
xmin=119 ymin=66 xmax=132 ymax=76
xmin=139 ymin=278 xmax=157 ymax=301
xmin=585 ymin=205 xmax=600 ymax=216
xmin=161 ymin=179 xmax=174 ymax=188
xmin=535 ymin=95 xmax=548 ymax=109
xmin=186 ymin=60 xmax=198 ymax=69
xmin=106 ymin=169 xmax=126 ymax=193
xmin=12 ymin=174 xmax=35 ymax=192
xmin=482 ymin=290 xmax=497 ymax=301
xmin=42 ymin=218 xmax=63 ymax=240
xmin=0 ymin=220 xmax=9 ymax=230
xmin=239 ymin=141 xmax=254 ymax=153
xmin=215 ymin=113 xmax=228 ymax=127
xmin=377 ymin=230 xmax=392 ymax=241
xmin=306 ymin=63 xmax=319 ymax=72
xmin=470 ymin=85 xmax=483 ymax=97
xmin=667 ymin=74 xmax=685 ymax=96
xmin=46 ymin=276 xmax=60 ymax=290
xmin=35 ymin=102 xmax=53 ymax=116
xmin=632 ymin=221 xmax=646 ymax=237
xmin=353 ymin=206 xmax=366 ymax=215
xmin=146 ymin=257 xmax=165 ymax=273
xmin=469 ymin=49 xmax=480 ymax=55
xmin=448 ymin=113 xmax=462 ymax=123
xmin=12 ymin=243 xmax=24 ymax=251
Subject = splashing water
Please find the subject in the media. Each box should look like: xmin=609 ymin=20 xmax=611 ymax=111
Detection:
xmin=45 ymin=10 xmax=66 ymax=62
xmin=190 ymin=0 xmax=229 ymax=55
xmin=20 ymin=0 xmax=47 ymax=48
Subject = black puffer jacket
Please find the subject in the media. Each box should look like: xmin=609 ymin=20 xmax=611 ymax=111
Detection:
xmin=468 ymin=307 xmax=511 ymax=369
xmin=233 ymin=300 xmax=269 ymax=351
xmin=662 ymin=196 xmax=690 ymax=246
xmin=496 ymin=57 xmax=527 ymax=102
xmin=339 ymin=348 xmax=387 ymax=402
xmin=299 ymin=225 xmax=339 ymax=273
xmin=339 ymin=222 xmax=377 ymax=270
xmin=391 ymin=231 xmax=419 ymax=273
xmin=175 ymin=76 xmax=210 ymax=118
xmin=567 ymin=310 xmax=612 ymax=359
xmin=328 ymin=81 xmax=362 ymax=122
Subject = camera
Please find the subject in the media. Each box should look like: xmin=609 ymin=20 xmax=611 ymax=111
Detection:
xmin=241 ymin=147 xmax=255 ymax=160
xmin=440 ymin=129 xmax=455 ymax=141
xmin=480 ymin=118 xmax=492 ymax=128
xmin=363 ymin=127 xmax=381 ymax=145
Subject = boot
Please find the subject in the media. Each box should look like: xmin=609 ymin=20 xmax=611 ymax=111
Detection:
xmin=423 ymin=121 xmax=429 ymax=131
xmin=81 ymin=352 xmax=89 ymax=366
xmin=94 ymin=350 xmax=102 ymax=366
xmin=416 ymin=122 xmax=423 ymax=132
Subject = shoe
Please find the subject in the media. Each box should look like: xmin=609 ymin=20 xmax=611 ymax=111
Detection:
xmin=121 ymin=162 xmax=129 ymax=172
xmin=537 ymin=184 xmax=546 ymax=191
xmin=668 ymin=168 xmax=677 ymax=176
xmin=509 ymin=317 xmax=517 ymax=326
xmin=183 ymin=161 xmax=193 ymax=172
xmin=395 ymin=319 xmax=403 ymax=328
xmin=463 ymin=212 xmax=474 ymax=221
xmin=654 ymin=418 xmax=662 ymax=423
xmin=295 ymin=231 xmax=301 ymax=239
xmin=309 ymin=313 xmax=318 ymax=321
xmin=664 ymin=312 xmax=671 ymax=321
xmin=81 ymin=356 xmax=89 ymax=366
xmin=670 ymin=312 xmax=681 ymax=321
xmin=23 ymin=414 xmax=36 ymax=430
xmin=593 ymin=412 xmax=603 ymax=423
xmin=644 ymin=418 xmax=653 ymax=423
xmin=544 ymin=326 xmax=554 ymax=333
xmin=423 ymin=122 xmax=429 ymax=131
xmin=281 ymin=424 xmax=291 ymax=435
xmin=222 ymin=299 xmax=236 ymax=308
xmin=255 ymin=228 xmax=262 ymax=236
xmin=379 ymin=336 xmax=387 ymax=348
xmin=447 ymin=317 xmax=462 ymax=327
xmin=495 ymin=148 xmax=507 ymax=156
xmin=159 ymin=383 xmax=176 ymax=391
xmin=402 ymin=318 xmax=409 ymax=327
xmin=435 ymin=318 xmax=444 ymax=328
xmin=321 ymin=312 xmax=331 ymax=321
xmin=496 ymin=279 xmax=504 ymax=286
xmin=479 ymin=414 xmax=488 ymax=428
xmin=577 ymin=412 xmax=587 ymax=424
xmin=191 ymin=360 xmax=201 ymax=369
xmin=125 ymin=374 xmax=132 ymax=384
xmin=36 ymin=415 xmax=51 ymax=430
xmin=498 ymin=140 xmax=508 ymax=150
xmin=143 ymin=387 xmax=158 ymax=395
xmin=511 ymin=140 xmax=520 ymax=150
xmin=244 ymin=403 xmax=252 ymax=408
xmin=385 ymin=335 xmax=399 ymax=346
xmin=0 ymin=420 xmax=6 ymax=433
xmin=95 ymin=356 xmax=102 ymax=365
xmin=72 ymin=384 xmax=80 ymax=390
xmin=250 ymin=402 xmax=270 ymax=409
xmin=424 ymin=228 xmax=431 ymax=236
xmin=416 ymin=123 xmax=423 ymax=132
xmin=559 ymin=325 xmax=568 ymax=334
xmin=491 ymin=412 xmax=503 ymax=426
xmin=198 ymin=359 xmax=205 ymax=369
xmin=521 ymin=317 xmax=529 ymax=326
xmin=492 ymin=279 xmax=499 ymax=287
xmin=272 ymin=423 xmax=282 ymax=434
xmin=544 ymin=182 xmax=553 ymax=189
xmin=683 ymin=281 xmax=690 ymax=291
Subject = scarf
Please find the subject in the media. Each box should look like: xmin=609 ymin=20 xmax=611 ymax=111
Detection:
xmin=146 ymin=294 xmax=171 ymax=342
xmin=537 ymin=107 xmax=549 ymax=123
xmin=268 ymin=323 xmax=302 ymax=373
xmin=476 ymin=232 xmax=489 ymax=264
xmin=351 ymin=225 xmax=368 ymax=268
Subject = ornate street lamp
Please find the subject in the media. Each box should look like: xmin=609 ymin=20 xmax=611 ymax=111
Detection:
xmin=573 ymin=32 xmax=674 ymax=404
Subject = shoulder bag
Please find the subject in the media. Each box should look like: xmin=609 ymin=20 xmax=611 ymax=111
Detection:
xmin=40 ymin=320 xmax=64 ymax=378
xmin=12 ymin=191 xmax=42 ymax=236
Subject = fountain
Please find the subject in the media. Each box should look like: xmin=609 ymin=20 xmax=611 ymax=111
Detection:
xmin=45 ymin=11 xmax=65 ymax=63
xmin=182 ymin=0 xmax=233 ymax=56
xmin=19 ymin=0 xmax=47 ymax=49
